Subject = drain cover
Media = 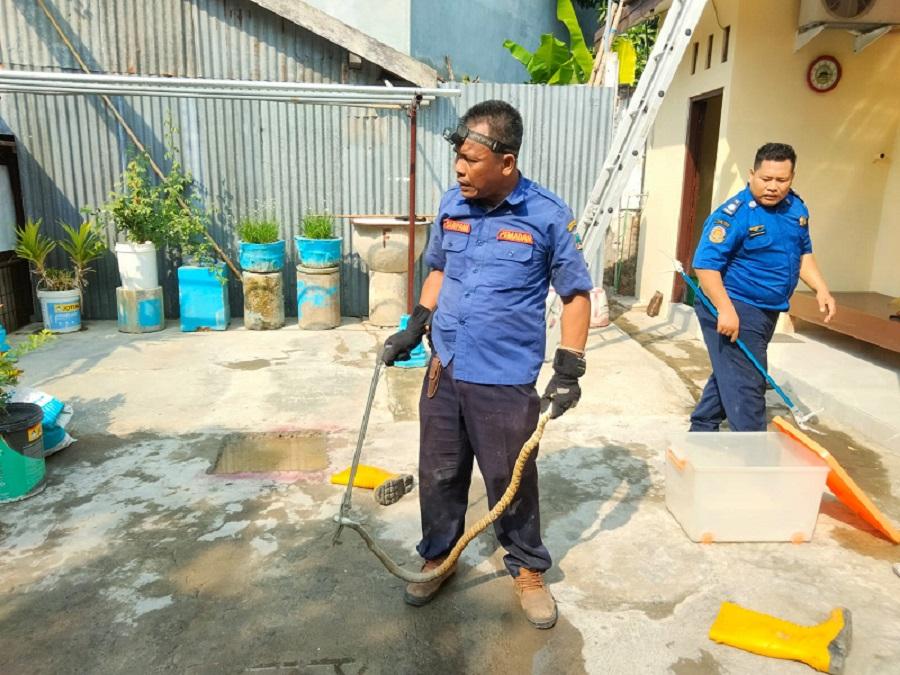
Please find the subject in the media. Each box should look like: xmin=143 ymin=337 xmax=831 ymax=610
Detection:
xmin=212 ymin=432 xmax=330 ymax=474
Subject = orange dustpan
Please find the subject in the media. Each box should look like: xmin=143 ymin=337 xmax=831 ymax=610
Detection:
xmin=773 ymin=416 xmax=900 ymax=544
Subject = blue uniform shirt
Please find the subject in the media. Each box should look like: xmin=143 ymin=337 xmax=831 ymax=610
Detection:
xmin=425 ymin=175 xmax=593 ymax=386
xmin=692 ymin=186 xmax=813 ymax=311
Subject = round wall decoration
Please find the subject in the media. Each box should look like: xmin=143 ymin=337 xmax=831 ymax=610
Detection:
xmin=807 ymin=55 xmax=841 ymax=93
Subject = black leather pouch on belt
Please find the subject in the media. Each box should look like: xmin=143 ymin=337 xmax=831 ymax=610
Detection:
xmin=427 ymin=356 xmax=442 ymax=398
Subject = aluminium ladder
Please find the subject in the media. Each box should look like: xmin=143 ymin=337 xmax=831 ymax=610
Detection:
xmin=547 ymin=0 xmax=709 ymax=347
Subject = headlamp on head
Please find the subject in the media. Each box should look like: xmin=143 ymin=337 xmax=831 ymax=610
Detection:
xmin=442 ymin=121 xmax=517 ymax=156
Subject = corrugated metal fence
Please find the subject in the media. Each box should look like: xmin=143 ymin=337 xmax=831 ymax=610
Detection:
xmin=0 ymin=1 xmax=615 ymax=320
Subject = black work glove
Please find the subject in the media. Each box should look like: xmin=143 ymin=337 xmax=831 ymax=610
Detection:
xmin=540 ymin=348 xmax=586 ymax=419
xmin=382 ymin=304 xmax=432 ymax=366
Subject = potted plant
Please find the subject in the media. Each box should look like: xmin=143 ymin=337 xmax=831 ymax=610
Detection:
xmin=295 ymin=213 xmax=342 ymax=268
xmin=237 ymin=217 xmax=285 ymax=273
xmin=0 ymin=328 xmax=55 ymax=503
xmin=100 ymin=153 xmax=168 ymax=290
xmin=155 ymin=139 xmax=229 ymax=332
xmin=15 ymin=218 xmax=106 ymax=333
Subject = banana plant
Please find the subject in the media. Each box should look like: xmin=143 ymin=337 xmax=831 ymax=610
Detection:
xmin=503 ymin=0 xmax=594 ymax=85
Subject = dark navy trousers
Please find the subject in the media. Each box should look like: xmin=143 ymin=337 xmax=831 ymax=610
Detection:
xmin=690 ymin=297 xmax=779 ymax=432
xmin=417 ymin=359 xmax=549 ymax=576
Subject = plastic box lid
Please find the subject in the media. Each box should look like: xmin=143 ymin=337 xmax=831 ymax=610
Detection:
xmin=668 ymin=432 xmax=828 ymax=472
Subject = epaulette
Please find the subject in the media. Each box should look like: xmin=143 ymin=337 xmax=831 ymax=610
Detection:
xmin=721 ymin=197 xmax=743 ymax=217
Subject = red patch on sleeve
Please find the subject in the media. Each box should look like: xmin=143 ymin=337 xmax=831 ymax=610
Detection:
xmin=497 ymin=229 xmax=534 ymax=245
xmin=443 ymin=219 xmax=471 ymax=234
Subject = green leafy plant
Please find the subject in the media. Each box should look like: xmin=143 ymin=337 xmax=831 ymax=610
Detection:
xmin=503 ymin=0 xmax=594 ymax=85
xmin=15 ymin=219 xmax=106 ymax=292
xmin=100 ymin=155 xmax=167 ymax=248
xmin=301 ymin=214 xmax=335 ymax=240
xmin=97 ymin=120 xmax=213 ymax=264
xmin=0 ymin=329 xmax=55 ymax=414
xmin=237 ymin=218 xmax=280 ymax=244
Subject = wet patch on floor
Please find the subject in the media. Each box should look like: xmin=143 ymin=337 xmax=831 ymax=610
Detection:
xmin=827 ymin=522 xmax=898 ymax=562
xmin=211 ymin=432 xmax=331 ymax=474
xmin=331 ymin=334 xmax=382 ymax=369
xmin=219 ymin=358 xmax=272 ymax=371
xmin=814 ymin=424 xmax=899 ymax=512
xmin=384 ymin=367 xmax=423 ymax=421
xmin=538 ymin=442 xmax=654 ymax=577
xmin=669 ymin=649 xmax=723 ymax=674
xmin=615 ymin=314 xmax=710 ymax=401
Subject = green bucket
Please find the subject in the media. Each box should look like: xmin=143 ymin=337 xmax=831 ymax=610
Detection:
xmin=0 ymin=403 xmax=46 ymax=503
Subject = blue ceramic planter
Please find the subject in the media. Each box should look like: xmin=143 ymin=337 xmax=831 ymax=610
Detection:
xmin=295 ymin=236 xmax=342 ymax=268
xmin=239 ymin=240 xmax=285 ymax=273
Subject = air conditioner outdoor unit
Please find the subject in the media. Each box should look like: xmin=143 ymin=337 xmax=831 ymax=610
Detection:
xmin=799 ymin=0 xmax=900 ymax=30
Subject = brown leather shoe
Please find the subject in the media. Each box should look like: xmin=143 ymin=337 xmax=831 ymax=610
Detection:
xmin=514 ymin=568 xmax=558 ymax=629
xmin=403 ymin=557 xmax=456 ymax=607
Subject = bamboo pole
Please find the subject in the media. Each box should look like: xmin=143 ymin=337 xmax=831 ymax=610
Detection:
xmin=35 ymin=0 xmax=242 ymax=282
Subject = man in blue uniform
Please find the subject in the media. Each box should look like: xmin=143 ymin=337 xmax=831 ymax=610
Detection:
xmin=381 ymin=100 xmax=592 ymax=629
xmin=690 ymin=142 xmax=835 ymax=432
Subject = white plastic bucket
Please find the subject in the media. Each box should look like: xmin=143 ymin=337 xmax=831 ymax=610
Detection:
xmin=38 ymin=288 xmax=81 ymax=333
xmin=115 ymin=241 xmax=158 ymax=290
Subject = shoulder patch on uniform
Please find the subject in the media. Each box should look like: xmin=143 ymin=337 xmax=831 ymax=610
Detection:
xmin=798 ymin=216 xmax=808 ymax=227
xmin=567 ymin=219 xmax=577 ymax=232
xmin=722 ymin=198 xmax=743 ymax=216
xmin=443 ymin=218 xmax=471 ymax=234
xmin=714 ymin=219 xmax=731 ymax=228
xmin=709 ymin=225 xmax=727 ymax=244
xmin=497 ymin=229 xmax=534 ymax=245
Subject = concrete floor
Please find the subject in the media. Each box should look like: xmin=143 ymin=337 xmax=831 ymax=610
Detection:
xmin=0 ymin=313 xmax=898 ymax=674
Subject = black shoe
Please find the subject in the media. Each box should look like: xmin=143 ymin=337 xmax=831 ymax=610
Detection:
xmin=374 ymin=474 xmax=414 ymax=506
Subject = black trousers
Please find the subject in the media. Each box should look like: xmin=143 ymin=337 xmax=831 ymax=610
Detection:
xmin=690 ymin=298 xmax=779 ymax=432
xmin=416 ymin=360 xmax=550 ymax=576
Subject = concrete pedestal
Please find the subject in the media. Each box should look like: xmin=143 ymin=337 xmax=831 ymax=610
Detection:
xmin=116 ymin=286 xmax=164 ymax=333
xmin=242 ymin=271 xmax=284 ymax=330
xmin=368 ymin=270 xmax=409 ymax=327
xmin=297 ymin=264 xmax=340 ymax=330
xmin=351 ymin=217 xmax=431 ymax=328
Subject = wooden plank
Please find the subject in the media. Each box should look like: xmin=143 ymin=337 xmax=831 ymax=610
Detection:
xmin=789 ymin=291 xmax=900 ymax=353
xmin=247 ymin=0 xmax=438 ymax=87
xmin=618 ymin=0 xmax=668 ymax=32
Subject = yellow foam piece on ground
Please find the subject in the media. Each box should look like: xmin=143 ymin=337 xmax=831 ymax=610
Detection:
xmin=330 ymin=465 xmax=397 ymax=490
xmin=773 ymin=416 xmax=900 ymax=544
xmin=709 ymin=601 xmax=851 ymax=674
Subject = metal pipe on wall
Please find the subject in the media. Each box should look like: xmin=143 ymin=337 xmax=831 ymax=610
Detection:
xmin=406 ymin=94 xmax=422 ymax=314
xmin=0 ymin=70 xmax=457 ymax=106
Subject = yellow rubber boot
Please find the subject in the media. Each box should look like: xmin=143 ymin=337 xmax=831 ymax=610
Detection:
xmin=330 ymin=465 xmax=396 ymax=489
xmin=709 ymin=602 xmax=852 ymax=674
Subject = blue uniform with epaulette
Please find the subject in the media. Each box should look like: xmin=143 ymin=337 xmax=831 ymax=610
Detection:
xmin=690 ymin=186 xmax=812 ymax=431
xmin=417 ymin=174 xmax=593 ymax=575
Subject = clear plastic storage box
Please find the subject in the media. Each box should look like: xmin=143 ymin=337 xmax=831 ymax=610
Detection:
xmin=665 ymin=432 xmax=829 ymax=543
